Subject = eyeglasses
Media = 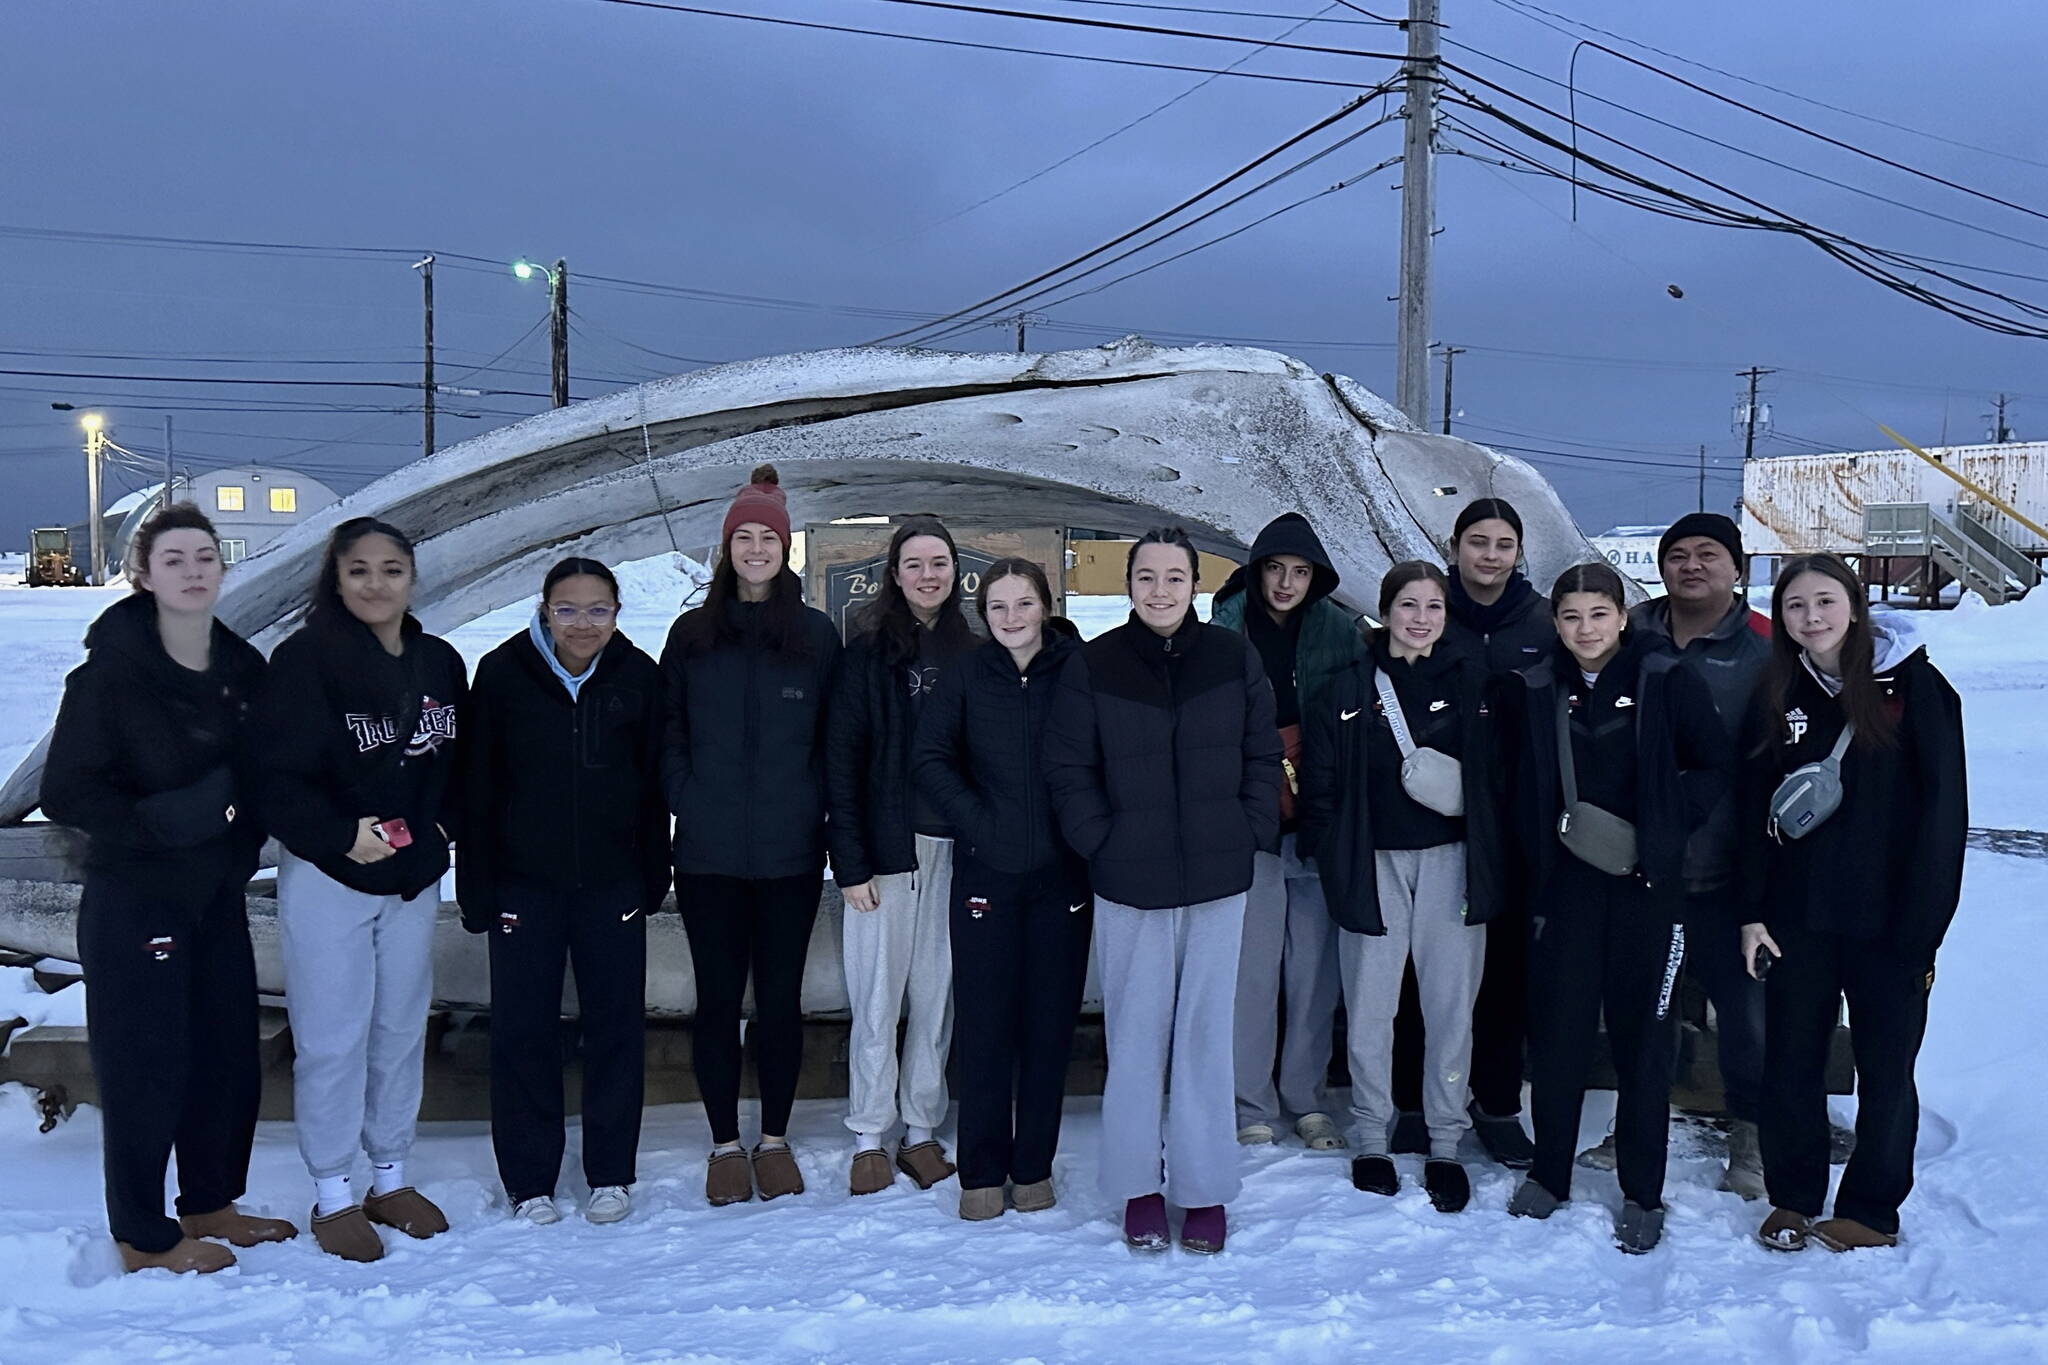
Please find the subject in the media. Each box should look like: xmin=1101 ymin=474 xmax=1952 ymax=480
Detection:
xmin=548 ymin=603 xmax=615 ymax=625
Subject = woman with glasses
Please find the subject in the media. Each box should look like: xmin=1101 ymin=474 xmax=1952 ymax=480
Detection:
xmin=460 ymin=557 xmax=671 ymax=1227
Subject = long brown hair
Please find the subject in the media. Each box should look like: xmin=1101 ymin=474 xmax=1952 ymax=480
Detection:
xmin=1758 ymin=553 xmax=1897 ymax=752
xmin=853 ymin=515 xmax=976 ymax=665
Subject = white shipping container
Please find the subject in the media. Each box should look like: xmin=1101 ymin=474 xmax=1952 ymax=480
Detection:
xmin=1741 ymin=442 xmax=2048 ymax=555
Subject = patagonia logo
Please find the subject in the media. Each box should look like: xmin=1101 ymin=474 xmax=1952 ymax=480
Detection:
xmin=498 ymin=912 xmax=521 ymax=934
xmin=145 ymin=934 xmax=176 ymax=961
xmin=1655 ymin=925 xmax=1688 ymax=1020
xmin=967 ymin=896 xmax=990 ymax=920
xmin=782 ymin=686 xmax=805 ymax=701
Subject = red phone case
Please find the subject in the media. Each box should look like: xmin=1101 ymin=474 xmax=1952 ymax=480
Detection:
xmin=374 ymin=818 xmax=414 ymax=849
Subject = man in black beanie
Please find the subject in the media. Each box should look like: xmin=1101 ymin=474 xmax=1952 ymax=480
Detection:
xmin=1577 ymin=512 xmax=1773 ymax=1198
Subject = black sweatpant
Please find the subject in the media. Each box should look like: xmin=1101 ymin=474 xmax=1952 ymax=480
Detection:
xmin=949 ymin=852 xmax=1092 ymax=1192
xmin=1682 ymin=891 xmax=1765 ymax=1124
xmin=677 ymin=872 xmax=821 ymax=1145
xmin=1761 ymin=922 xmax=1930 ymax=1235
xmin=1525 ymin=862 xmax=1685 ymax=1210
xmin=77 ymin=866 xmax=260 ymax=1254
xmin=488 ymin=883 xmax=648 ymax=1203
xmin=1392 ymin=905 xmax=1528 ymax=1118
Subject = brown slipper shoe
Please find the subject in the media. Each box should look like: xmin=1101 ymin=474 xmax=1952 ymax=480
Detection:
xmin=180 ymin=1205 xmax=299 ymax=1246
xmin=1756 ymin=1208 xmax=1813 ymax=1252
xmin=118 ymin=1236 xmax=236 ymax=1274
xmin=895 ymin=1140 xmax=956 ymax=1191
xmin=310 ymin=1205 xmax=385 ymax=1263
xmin=1012 ymin=1178 xmax=1056 ymax=1213
xmin=850 ymin=1148 xmax=894 ymax=1196
xmin=707 ymin=1149 xmax=755 ymax=1206
xmin=362 ymin=1187 xmax=449 ymax=1240
xmin=752 ymin=1144 xmax=806 ymax=1200
xmin=959 ymin=1186 xmax=1005 ymax=1221
xmin=1811 ymin=1217 xmax=1899 ymax=1252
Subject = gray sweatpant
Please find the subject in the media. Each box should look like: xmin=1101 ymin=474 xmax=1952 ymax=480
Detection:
xmin=842 ymin=833 xmax=955 ymax=1137
xmin=1095 ymin=892 xmax=1246 ymax=1210
xmin=276 ymin=851 xmax=436 ymax=1181
xmin=1233 ymin=835 xmax=1342 ymax=1127
xmin=1338 ymin=843 xmax=1483 ymax=1160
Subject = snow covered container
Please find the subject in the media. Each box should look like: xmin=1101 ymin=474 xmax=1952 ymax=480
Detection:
xmin=1741 ymin=442 xmax=2048 ymax=556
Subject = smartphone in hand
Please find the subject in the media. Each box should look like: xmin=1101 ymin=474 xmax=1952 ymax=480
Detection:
xmin=1753 ymin=945 xmax=1779 ymax=981
xmin=372 ymin=818 xmax=414 ymax=849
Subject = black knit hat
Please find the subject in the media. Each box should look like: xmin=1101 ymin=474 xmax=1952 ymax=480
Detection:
xmin=1658 ymin=512 xmax=1744 ymax=565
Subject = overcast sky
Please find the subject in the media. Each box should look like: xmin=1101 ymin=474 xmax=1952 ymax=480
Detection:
xmin=6 ymin=0 xmax=2047 ymax=544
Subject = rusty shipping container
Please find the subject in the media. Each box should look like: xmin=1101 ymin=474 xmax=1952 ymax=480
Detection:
xmin=1741 ymin=441 xmax=2048 ymax=555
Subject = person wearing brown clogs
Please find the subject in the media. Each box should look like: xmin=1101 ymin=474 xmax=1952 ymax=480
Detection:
xmin=253 ymin=517 xmax=467 ymax=1260
xmin=42 ymin=504 xmax=297 ymax=1274
xmin=1738 ymin=555 xmax=1967 ymax=1254
xmin=661 ymin=466 xmax=842 ymax=1206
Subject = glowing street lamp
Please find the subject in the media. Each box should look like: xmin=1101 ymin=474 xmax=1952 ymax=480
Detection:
xmin=512 ymin=258 xmax=569 ymax=407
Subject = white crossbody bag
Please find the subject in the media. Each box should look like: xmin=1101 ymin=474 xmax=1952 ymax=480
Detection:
xmin=1373 ymin=670 xmax=1464 ymax=818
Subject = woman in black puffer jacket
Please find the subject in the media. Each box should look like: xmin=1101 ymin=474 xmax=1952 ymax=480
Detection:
xmin=42 ymin=504 xmax=292 ymax=1275
xmin=1044 ymin=527 xmax=1282 ymax=1256
xmin=914 ymin=557 xmax=1089 ymax=1222
xmin=1738 ymin=554 xmax=1966 ymax=1255
xmin=1492 ymin=562 xmax=1728 ymax=1255
xmin=660 ymin=465 xmax=841 ymax=1206
xmin=460 ymin=556 xmax=670 ymax=1228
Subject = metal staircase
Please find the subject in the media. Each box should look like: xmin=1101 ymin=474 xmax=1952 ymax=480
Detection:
xmin=1864 ymin=502 xmax=2040 ymax=605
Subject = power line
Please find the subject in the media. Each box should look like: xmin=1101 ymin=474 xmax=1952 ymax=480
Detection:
xmin=866 ymin=89 xmax=1395 ymax=345
xmin=1483 ymin=0 xmax=2048 ymax=176
xmin=1055 ymin=0 xmax=1395 ymax=25
xmin=581 ymin=0 xmax=1383 ymax=88
xmin=881 ymin=3 xmax=1350 ymax=244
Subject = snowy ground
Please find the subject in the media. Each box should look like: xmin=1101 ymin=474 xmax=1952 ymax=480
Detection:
xmin=1 ymin=566 xmax=2044 ymax=1362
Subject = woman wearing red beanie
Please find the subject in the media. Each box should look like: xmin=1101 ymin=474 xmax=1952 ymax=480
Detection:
xmin=659 ymin=465 xmax=842 ymax=1206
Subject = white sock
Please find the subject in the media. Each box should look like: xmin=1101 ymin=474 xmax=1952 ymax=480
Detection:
xmin=371 ymin=1161 xmax=405 ymax=1196
xmin=712 ymin=1140 xmax=743 ymax=1156
xmin=758 ymin=1135 xmax=788 ymax=1150
xmin=855 ymin=1132 xmax=885 ymax=1156
xmin=906 ymin=1126 xmax=934 ymax=1146
xmin=314 ymin=1174 xmax=354 ymax=1217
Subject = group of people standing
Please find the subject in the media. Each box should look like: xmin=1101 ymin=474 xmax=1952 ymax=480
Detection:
xmin=44 ymin=464 xmax=1965 ymax=1273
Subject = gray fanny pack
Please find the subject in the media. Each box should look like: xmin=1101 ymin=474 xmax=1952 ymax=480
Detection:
xmin=1768 ymin=722 xmax=1854 ymax=842
xmin=1374 ymin=669 xmax=1464 ymax=818
xmin=1554 ymin=689 xmax=1638 ymax=877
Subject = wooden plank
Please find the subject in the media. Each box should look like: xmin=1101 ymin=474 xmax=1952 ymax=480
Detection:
xmin=0 ymin=824 xmax=86 ymax=885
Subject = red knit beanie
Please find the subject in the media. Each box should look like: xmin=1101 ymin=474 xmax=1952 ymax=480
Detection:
xmin=721 ymin=464 xmax=791 ymax=547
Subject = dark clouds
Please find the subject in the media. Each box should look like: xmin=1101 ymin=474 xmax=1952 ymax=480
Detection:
xmin=4 ymin=0 xmax=2046 ymax=539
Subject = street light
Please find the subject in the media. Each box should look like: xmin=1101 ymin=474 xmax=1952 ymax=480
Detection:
xmin=76 ymin=412 xmax=108 ymax=586
xmin=512 ymin=257 xmax=570 ymax=408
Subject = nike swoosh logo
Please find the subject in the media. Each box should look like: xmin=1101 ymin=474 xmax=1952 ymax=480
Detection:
xmin=1615 ymin=697 xmax=1636 ymax=708
xmin=1428 ymin=700 xmax=1449 ymax=712
xmin=1069 ymin=903 xmax=1087 ymax=913
xmin=1340 ymin=708 xmax=1361 ymax=721
xmin=621 ymin=908 xmax=642 ymax=922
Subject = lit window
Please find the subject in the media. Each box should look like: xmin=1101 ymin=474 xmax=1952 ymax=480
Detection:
xmin=216 ymin=485 xmax=245 ymax=512
xmin=269 ymin=486 xmax=297 ymax=514
xmin=220 ymin=539 xmax=247 ymax=564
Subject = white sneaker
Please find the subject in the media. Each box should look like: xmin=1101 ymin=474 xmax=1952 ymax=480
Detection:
xmin=1237 ymin=1123 xmax=1278 ymax=1146
xmin=586 ymin=1186 xmax=632 ymax=1224
xmin=513 ymin=1196 xmax=562 ymax=1225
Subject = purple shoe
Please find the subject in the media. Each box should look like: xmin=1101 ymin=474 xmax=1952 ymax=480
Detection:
xmin=1123 ymin=1194 xmax=1169 ymax=1252
xmin=1180 ymin=1204 xmax=1227 ymax=1254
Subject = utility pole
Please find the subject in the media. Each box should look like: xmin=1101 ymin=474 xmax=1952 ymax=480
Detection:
xmin=1735 ymin=366 xmax=1775 ymax=462
xmin=162 ymin=415 xmax=176 ymax=508
xmin=1015 ymin=314 xmax=1028 ymax=353
xmin=550 ymin=257 xmax=569 ymax=408
xmin=82 ymin=416 xmax=106 ymax=586
xmin=415 ymin=255 xmax=435 ymax=456
xmin=1395 ymin=0 xmax=1441 ymax=428
xmin=1989 ymin=393 xmax=2013 ymax=443
xmin=1439 ymin=343 xmax=1464 ymax=434
xmin=1697 ymin=444 xmax=1707 ymax=512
